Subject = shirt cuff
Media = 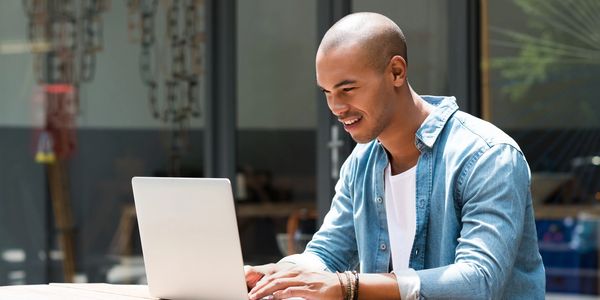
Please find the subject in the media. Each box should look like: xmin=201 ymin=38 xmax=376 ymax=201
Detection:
xmin=393 ymin=268 xmax=421 ymax=300
xmin=278 ymin=253 xmax=328 ymax=271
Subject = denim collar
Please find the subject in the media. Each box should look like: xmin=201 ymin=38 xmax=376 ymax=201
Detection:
xmin=415 ymin=96 xmax=459 ymax=150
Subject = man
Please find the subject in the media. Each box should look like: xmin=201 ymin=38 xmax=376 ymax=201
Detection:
xmin=245 ymin=12 xmax=545 ymax=300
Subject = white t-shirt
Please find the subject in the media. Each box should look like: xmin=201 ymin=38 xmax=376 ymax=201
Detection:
xmin=283 ymin=163 xmax=420 ymax=299
xmin=384 ymin=164 xmax=417 ymax=272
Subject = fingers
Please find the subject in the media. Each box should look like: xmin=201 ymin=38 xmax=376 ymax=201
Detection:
xmin=248 ymin=273 xmax=302 ymax=300
xmin=245 ymin=263 xmax=279 ymax=289
xmin=244 ymin=266 xmax=261 ymax=289
xmin=272 ymin=286 xmax=310 ymax=300
xmin=245 ymin=265 xmax=270 ymax=289
xmin=245 ymin=263 xmax=275 ymax=276
xmin=246 ymin=273 xmax=263 ymax=289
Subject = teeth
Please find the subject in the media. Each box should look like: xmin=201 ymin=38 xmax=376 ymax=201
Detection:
xmin=343 ymin=117 xmax=360 ymax=125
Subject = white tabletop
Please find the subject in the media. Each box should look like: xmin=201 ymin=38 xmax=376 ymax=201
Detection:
xmin=0 ymin=283 xmax=156 ymax=300
xmin=0 ymin=283 xmax=308 ymax=300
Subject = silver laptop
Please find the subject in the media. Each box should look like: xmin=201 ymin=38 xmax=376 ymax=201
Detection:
xmin=132 ymin=177 xmax=249 ymax=300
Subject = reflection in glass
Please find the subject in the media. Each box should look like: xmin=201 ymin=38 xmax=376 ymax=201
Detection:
xmin=484 ymin=0 xmax=600 ymax=295
xmin=0 ymin=1 xmax=205 ymax=285
xmin=236 ymin=0 xmax=318 ymax=264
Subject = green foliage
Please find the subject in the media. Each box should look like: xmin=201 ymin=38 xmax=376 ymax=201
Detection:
xmin=489 ymin=0 xmax=600 ymax=102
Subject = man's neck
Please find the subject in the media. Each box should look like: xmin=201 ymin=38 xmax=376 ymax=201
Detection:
xmin=379 ymin=90 xmax=433 ymax=175
xmin=383 ymin=139 xmax=420 ymax=175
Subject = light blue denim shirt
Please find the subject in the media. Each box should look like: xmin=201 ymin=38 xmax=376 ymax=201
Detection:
xmin=300 ymin=96 xmax=545 ymax=299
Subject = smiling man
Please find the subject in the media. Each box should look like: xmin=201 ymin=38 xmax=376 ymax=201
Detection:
xmin=245 ymin=12 xmax=545 ymax=300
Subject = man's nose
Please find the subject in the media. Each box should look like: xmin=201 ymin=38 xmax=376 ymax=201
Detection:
xmin=328 ymin=97 xmax=349 ymax=116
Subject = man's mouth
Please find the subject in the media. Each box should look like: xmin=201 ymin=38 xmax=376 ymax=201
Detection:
xmin=339 ymin=116 xmax=363 ymax=130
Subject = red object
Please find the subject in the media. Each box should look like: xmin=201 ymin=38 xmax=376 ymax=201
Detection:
xmin=46 ymin=92 xmax=77 ymax=159
xmin=45 ymin=84 xmax=75 ymax=94
xmin=31 ymin=84 xmax=78 ymax=162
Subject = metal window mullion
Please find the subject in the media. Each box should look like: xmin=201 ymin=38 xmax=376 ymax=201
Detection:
xmin=204 ymin=0 xmax=237 ymax=186
xmin=316 ymin=0 xmax=352 ymax=226
xmin=447 ymin=0 xmax=481 ymax=116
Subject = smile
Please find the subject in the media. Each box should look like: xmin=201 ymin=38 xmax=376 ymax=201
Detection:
xmin=341 ymin=116 xmax=362 ymax=125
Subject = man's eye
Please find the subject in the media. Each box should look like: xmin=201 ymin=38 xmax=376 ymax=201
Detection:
xmin=342 ymin=87 xmax=355 ymax=92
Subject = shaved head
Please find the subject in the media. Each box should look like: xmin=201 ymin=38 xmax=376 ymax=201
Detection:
xmin=318 ymin=12 xmax=407 ymax=72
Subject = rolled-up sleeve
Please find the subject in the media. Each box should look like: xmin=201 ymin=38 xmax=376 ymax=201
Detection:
xmin=394 ymin=269 xmax=421 ymax=300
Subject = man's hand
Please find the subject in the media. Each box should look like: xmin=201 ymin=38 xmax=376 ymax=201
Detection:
xmin=246 ymin=264 xmax=342 ymax=300
xmin=245 ymin=263 xmax=283 ymax=290
xmin=245 ymin=262 xmax=297 ymax=290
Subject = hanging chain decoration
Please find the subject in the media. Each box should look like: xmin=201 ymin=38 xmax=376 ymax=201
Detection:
xmin=21 ymin=0 xmax=109 ymax=284
xmin=23 ymin=0 xmax=109 ymax=163
xmin=129 ymin=0 xmax=204 ymax=123
xmin=128 ymin=0 xmax=205 ymax=175
xmin=165 ymin=0 xmax=203 ymax=124
xmin=136 ymin=0 xmax=159 ymax=118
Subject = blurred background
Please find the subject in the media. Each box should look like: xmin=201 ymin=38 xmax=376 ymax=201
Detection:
xmin=0 ymin=0 xmax=598 ymax=298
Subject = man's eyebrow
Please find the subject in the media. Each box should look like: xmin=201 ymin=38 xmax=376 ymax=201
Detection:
xmin=334 ymin=79 xmax=357 ymax=89
xmin=318 ymin=79 xmax=357 ymax=91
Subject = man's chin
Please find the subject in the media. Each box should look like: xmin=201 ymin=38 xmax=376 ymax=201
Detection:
xmin=349 ymin=133 xmax=375 ymax=144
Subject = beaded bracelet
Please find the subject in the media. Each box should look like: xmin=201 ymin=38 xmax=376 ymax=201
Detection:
xmin=336 ymin=272 xmax=347 ymax=300
xmin=344 ymin=271 xmax=354 ymax=300
xmin=352 ymin=270 xmax=359 ymax=300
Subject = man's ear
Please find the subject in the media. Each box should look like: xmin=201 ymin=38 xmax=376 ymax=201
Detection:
xmin=389 ymin=55 xmax=407 ymax=87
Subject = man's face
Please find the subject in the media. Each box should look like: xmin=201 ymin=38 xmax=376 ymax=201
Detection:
xmin=316 ymin=45 xmax=396 ymax=143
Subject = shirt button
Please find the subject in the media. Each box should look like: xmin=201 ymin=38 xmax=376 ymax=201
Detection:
xmin=376 ymin=197 xmax=383 ymax=203
xmin=380 ymin=244 xmax=387 ymax=251
xmin=415 ymin=249 xmax=419 ymax=255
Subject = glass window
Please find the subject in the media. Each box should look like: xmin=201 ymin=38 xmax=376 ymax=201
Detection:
xmin=0 ymin=1 xmax=205 ymax=284
xmin=482 ymin=0 xmax=600 ymax=296
xmin=352 ymin=0 xmax=449 ymax=95
xmin=236 ymin=0 xmax=318 ymax=264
